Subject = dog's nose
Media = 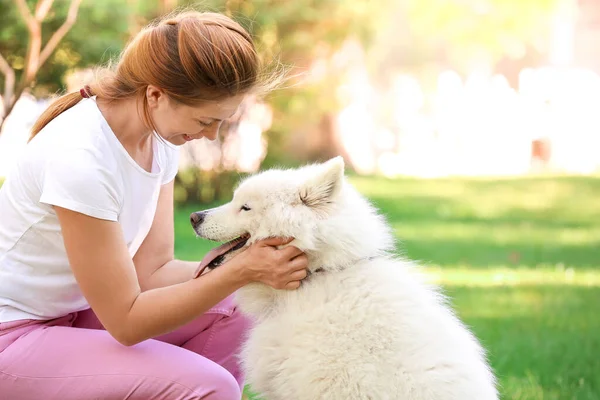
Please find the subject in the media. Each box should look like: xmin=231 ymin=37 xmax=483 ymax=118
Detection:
xmin=190 ymin=212 xmax=204 ymax=226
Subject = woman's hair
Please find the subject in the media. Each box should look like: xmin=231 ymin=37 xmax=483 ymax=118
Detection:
xmin=29 ymin=10 xmax=282 ymax=141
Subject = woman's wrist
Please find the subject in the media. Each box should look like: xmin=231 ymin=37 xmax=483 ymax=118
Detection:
xmin=221 ymin=256 xmax=253 ymax=287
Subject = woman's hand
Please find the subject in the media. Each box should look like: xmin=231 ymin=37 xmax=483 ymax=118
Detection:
xmin=229 ymin=237 xmax=308 ymax=290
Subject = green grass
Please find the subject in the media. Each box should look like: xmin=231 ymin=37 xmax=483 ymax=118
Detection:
xmin=174 ymin=174 xmax=600 ymax=400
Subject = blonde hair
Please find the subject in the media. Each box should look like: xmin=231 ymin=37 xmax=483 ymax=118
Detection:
xmin=29 ymin=10 xmax=282 ymax=141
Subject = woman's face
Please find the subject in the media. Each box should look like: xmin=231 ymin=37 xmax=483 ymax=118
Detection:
xmin=146 ymin=85 xmax=244 ymax=146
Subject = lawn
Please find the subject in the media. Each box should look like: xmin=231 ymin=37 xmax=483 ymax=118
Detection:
xmin=174 ymin=174 xmax=600 ymax=400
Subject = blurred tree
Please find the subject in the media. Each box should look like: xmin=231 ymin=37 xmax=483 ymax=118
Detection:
xmin=0 ymin=0 xmax=566 ymax=201
xmin=0 ymin=0 xmax=83 ymax=131
xmin=0 ymin=0 xmax=137 ymax=97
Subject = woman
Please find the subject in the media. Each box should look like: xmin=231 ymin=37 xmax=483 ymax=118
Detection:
xmin=0 ymin=10 xmax=307 ymax=400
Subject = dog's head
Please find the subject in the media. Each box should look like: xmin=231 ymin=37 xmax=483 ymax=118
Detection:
xmin=190 ymin=156 xmax=395 ymax=274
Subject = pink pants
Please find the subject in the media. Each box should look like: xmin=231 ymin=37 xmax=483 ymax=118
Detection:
xmin=0 ymin=294 xmax=250 ymax=400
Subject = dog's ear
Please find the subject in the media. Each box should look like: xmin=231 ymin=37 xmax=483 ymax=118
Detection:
xmin=299 ymin=156 xmax=345 ymax=209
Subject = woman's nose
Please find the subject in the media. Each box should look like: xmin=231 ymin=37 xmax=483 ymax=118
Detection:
xmin=204 ymin=121 xmax=223 ymax=141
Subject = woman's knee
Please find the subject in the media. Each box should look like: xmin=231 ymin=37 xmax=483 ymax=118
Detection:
xmin=204 ymin=368 xmax=242 ymax=400
xmin=105 ymin=336 xmax=243 ymax=400
xmin=132 ymin=356 xmax=241 ymax=400
xmin=183 ymin=363 xmax=242 ymax=400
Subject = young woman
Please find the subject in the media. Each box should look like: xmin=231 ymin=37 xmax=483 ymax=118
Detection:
xmin=0 ymin=10 xmax=307 ymax=400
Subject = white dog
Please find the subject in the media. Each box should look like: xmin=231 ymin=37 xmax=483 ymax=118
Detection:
xmin=190 ymin=157 xmax=498 ymax=400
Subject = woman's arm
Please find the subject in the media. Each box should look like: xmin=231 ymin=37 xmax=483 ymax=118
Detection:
xmin=131 ymin=180 xmax=199 ymax=290
xmin=139 ymin=259 xmax=200 ymax=289
xmin=55 ymin=205 xmax=307 ymax=346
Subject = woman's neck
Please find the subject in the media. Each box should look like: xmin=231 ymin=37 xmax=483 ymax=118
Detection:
xmin=96 ymin=96 xmax=154 ymax=171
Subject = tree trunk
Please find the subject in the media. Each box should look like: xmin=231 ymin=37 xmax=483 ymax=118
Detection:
xmin=0 ymin=85 xmax=25 ymax=133
xmin=0 ymin=52 xmax=15 ymax=121
xmin=0 ymin=0 xmax=83 ymax=135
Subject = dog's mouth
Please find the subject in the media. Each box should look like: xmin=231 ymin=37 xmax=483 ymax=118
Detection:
xmin=194 ymin=234 xmax=250 ymax=278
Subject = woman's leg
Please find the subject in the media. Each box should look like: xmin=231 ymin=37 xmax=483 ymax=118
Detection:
xmin=74 ymin=293 xmax=252 ymax=390
xmin=0 ymin=308 xmax=245 ymax=399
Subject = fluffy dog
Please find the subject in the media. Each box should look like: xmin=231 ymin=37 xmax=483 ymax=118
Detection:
xmin=190 ymin=157 xmax=498 ymax=400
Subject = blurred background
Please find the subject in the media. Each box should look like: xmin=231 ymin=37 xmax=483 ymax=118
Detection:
xmin=1 ymin=0 xmax=599 ymax=399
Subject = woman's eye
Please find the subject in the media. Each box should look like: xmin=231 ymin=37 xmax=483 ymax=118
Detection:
xmin=197 ymin=120 xmax=211 ymax=127
xmin=240 ymin=204 xmax=251 ymax=211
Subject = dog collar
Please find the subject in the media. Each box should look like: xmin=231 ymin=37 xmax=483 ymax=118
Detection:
xmin=304 ymin=255 xmax=380 ymax=280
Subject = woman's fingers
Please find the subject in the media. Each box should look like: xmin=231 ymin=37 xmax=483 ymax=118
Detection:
xmin=284 ymin=280 xmax=302 ymax=290
xmin=260 ymin=236 xmax=294 ymax=247
xmin=289 ymin=268 xmax=308 ymax=281
xmin=280 ymin=244 xmax=304 ymax=259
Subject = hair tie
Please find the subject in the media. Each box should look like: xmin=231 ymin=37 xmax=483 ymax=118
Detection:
xmin=79 ymin=85 xmax=92 ymax=98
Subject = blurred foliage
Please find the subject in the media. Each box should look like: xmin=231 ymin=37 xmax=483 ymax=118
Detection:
xmin=407 ymin=0 xmax=560 ymax=59
xmin=173 ymin=167 xmax=247 ymax=205
xmin=0 ymin=0 xmax=564 ymax=109
xmin=0 ymin=0 xmax=564 ymax=203
xmin=1 ymin=0 xmax=127 ymax=97
xmin=404 ymin=0 xmax=560 ymax=73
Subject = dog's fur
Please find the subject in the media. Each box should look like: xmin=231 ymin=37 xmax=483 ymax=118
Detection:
xmin=191 ymin=157 xmax=498 ymax=400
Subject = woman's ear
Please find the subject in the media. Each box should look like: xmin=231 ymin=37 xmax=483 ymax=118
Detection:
xmin=146 ymin=85 xmax=165 ymax=109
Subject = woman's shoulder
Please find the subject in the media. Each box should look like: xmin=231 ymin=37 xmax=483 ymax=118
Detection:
xmin=22 ymin=99 xmax=122 ymax=197
xmin=32 ymin=99 xmax=110 ymax=152
xmin=31 ymin=99 xmax=120 ymax=168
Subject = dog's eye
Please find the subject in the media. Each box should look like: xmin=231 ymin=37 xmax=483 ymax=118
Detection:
xmin=240 ymin=204 xmax=251 ymax=211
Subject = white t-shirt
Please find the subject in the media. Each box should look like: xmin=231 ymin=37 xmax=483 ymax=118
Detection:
xmin=0 ymin=97 xmax=180 ymax=322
